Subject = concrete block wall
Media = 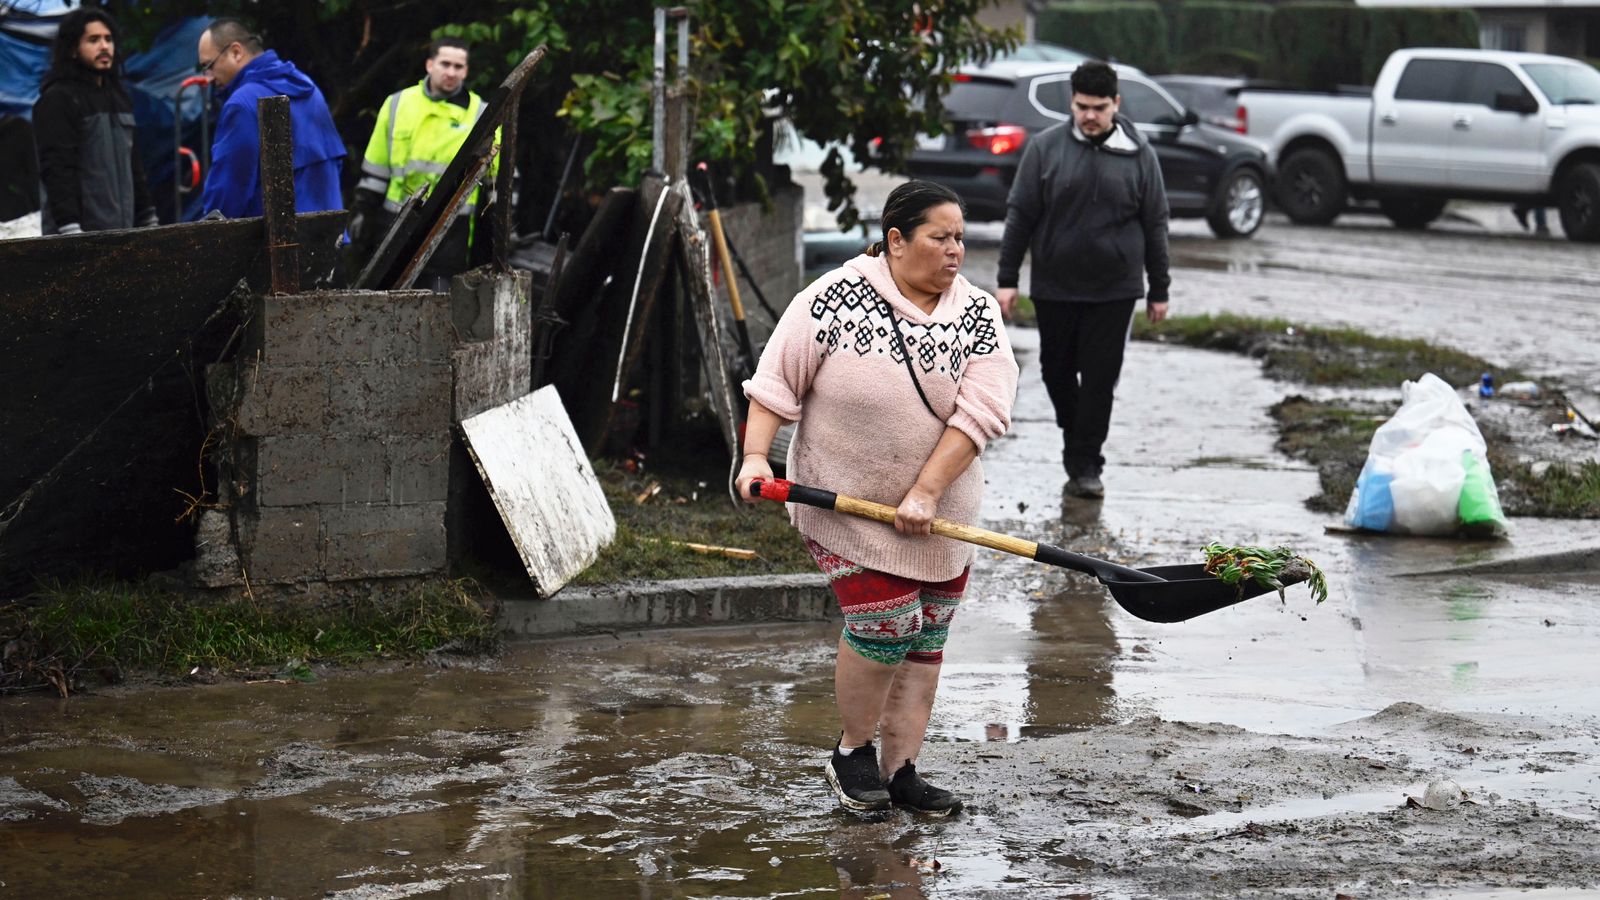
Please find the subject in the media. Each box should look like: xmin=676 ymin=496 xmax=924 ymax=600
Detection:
xmin=702 ymin=181 xmax=803 ymax=352
xmin=199 ymin=269 xmax=531 ymax=590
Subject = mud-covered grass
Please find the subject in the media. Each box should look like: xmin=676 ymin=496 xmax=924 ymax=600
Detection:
xmin=0 ymin=578 xmax=496 ymax=696
xmin=1272 ymin=395 xmax=1600 ymax=517
xmin=1134 ymin=312 xmax=1528 ymax=388
xmin=1271 ymin=396 xmax=1393 ymax=514
xmin=575 ymin=460 xmax=814 ymax=584
xmin=1144 ymin=313 xmax=1600 ymax=519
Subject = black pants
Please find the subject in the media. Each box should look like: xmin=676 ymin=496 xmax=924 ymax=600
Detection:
xmin=1033 ymin=298 xmax=1137 ymax=476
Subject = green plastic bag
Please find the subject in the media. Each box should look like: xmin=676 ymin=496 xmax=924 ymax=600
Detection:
xmin=1457 ymin=450 xmax=1508 ymax=537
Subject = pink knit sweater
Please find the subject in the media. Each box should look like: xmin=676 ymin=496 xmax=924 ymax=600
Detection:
xmin=744 ymin=253 xmax=1018 ymax=581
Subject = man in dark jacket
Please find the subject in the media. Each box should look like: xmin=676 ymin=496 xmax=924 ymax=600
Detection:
xmin=195 ymin=18 xmax=344 ymax=219
xmin=995 ymin=60 xmax=1170 ymax=499
xmin=33 ymin=8 xmax=157 ymax=235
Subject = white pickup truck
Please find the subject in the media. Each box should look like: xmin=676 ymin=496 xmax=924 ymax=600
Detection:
xmin=1237 ymin=48 xmax=1600 ymax=241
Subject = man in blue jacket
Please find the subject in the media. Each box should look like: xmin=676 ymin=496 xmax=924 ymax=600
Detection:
xmin=195 ymin=18 xmax=344 ymax=219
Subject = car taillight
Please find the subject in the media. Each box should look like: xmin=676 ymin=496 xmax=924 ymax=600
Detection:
xmin=1234 ymin=104 xmax=1248 ymax=135
xmin=967 ymin=124 xmax=1026 ymax=155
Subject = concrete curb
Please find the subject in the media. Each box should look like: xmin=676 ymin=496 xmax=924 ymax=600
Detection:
xmin=498 ymin=573 xmax=835 ymax=637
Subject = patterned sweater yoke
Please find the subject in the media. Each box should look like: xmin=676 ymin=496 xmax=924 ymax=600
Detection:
xmin=743 ymin=254 xmax=1020 ymax=581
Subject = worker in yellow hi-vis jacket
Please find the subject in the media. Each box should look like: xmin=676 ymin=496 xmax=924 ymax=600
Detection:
xmin=353 ymin=36 xmax=499 ymax=290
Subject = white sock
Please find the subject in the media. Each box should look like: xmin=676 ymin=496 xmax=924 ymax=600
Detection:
xmin=838 ymin=742 xmax=865 ymax=755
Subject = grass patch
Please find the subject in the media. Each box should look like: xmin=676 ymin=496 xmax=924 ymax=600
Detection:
xmin=1134 ymin=313 xmax=1525 ymax=388
xmin=1010 ymin=293 xmax=1037 ymax=328
xmin=1271 ymin=396 xmax=1394 ymax=513
xmin=1 ymin=578 xmax=496 ymax=696
xmin=575 ymin=460 xmax=815 ymax=584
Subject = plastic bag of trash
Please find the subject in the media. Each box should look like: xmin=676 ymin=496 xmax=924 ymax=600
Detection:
xmin=1344 ymin=373 xmax=1508 ymax=537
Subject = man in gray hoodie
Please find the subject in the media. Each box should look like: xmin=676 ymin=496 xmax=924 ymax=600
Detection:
xmin=995 ymin=60 xmax=1170 ymax=499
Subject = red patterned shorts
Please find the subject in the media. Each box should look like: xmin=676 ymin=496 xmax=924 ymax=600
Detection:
xmin=804 ymin=537 xmax=969 ymax=666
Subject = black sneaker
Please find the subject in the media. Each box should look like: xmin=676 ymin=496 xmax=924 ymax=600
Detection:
xmin=886 ymin=761 xmax=964 ymax=817
xmin=1066 ymin=470 xmax=1104 ymax=499
xmin=826 ymin=742 xmax=891 ymax=811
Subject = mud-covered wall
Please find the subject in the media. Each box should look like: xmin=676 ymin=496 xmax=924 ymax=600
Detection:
xmin=197 ymin=269 xmax=531 ymax=590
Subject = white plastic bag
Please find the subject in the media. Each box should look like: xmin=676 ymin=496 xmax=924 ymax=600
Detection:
xmin=1343 ymin=373 xmax=1507 ymax=537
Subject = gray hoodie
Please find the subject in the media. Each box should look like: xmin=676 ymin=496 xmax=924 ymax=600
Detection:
xmin=996 ymin=113 xmax=1170 ymax=305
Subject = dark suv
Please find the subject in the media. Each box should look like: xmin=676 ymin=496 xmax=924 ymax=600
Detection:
xmin=906 ymin=61 xmax=1271 ymax=238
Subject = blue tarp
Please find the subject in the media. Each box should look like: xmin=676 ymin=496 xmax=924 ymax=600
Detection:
xmin=0 ymin=0 xmax=71 ymax=119
xmin=0 ymin=6 xmax=210 ymax=221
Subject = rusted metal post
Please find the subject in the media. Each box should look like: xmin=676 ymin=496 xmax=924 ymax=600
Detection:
xmin=258 ymin=95 xmax=298 ymax=295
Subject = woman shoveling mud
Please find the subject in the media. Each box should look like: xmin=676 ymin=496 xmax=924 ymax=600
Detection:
xmin=735 ymin=181 xmax=1019 ymax=815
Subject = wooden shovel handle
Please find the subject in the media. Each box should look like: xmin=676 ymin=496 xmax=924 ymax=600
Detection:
xmin=750 ymin=478 xmax=1040 ymax=559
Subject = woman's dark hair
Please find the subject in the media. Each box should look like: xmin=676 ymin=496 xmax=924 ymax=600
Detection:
xmin=1070 ymin=60 xmax=1118 ymax=100
xmin=867 ymin=180 xmax=964 ymax=257
xmin=44 ymin=8 xmax=122 ymax=88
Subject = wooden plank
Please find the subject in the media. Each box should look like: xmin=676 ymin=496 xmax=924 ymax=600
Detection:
xmin=257 ymin=96 xmax=298 ymax=294
xmin=459 ymin=385 xmax=616 ymax=597
xmin=0 ymin=211 xmax=347 ymax=594
xmin=670 ymin=178 xmax=741 ymax=461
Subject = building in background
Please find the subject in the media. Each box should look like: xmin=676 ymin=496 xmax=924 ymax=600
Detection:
xmin=1358 ymin=0 xmax=1600 ymax=56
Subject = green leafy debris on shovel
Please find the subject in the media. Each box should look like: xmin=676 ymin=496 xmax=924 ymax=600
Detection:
xmin=1202 ymin=543 xmax=1329 ymax=605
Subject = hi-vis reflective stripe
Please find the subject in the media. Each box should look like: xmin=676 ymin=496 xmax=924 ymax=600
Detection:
xmin=360 ymin=160 xmax=391 ymax=179
xmin=384 ymin=92 xmax=402 ymax=169
xmin=398 ymin=160 xmax=448 ymax=178
xmin=357 ymin=176 xmax=388 ymax=194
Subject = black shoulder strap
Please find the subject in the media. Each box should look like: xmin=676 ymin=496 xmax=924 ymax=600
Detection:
xmin=879 ymin=297 xmax=940 ymax=421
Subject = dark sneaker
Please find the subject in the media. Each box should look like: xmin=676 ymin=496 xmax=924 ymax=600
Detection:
xmin=886 ymin=761 xmax=964 ymax=817
xmin=1067 ymin=470 xmax=1104 ymax=499
xmin=826 ymin=742 xmax=891 ymax=811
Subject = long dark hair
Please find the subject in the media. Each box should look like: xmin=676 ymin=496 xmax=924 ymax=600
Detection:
xmin=867 ymin=180 xmax=965 ymax=257
xmin=43 ymin=8 xmax=123 ymax=90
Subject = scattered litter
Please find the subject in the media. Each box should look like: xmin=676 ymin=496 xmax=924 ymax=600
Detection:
xmin=908 ymin=857 xmax=942 ymax=872
xmin=1405 ymin=779 xmax=1467 ymax=811
xmin=644 ymin=538 xmax=758 ymax=560
xmin=634 ymin=482 xmax=662 ymax=504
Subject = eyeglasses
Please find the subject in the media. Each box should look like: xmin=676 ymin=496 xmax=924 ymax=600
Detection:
xmin=197 ymin=41 xmax=238 ymax=75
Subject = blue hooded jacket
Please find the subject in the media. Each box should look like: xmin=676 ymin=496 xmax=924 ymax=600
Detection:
xmin=199 ymin=50 xmax=345 ymax=219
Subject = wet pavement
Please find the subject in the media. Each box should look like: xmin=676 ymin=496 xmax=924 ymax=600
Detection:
xmin=5 ymin=198 xmax=1600 ymax=896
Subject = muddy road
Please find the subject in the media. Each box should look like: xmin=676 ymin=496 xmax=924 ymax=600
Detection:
xmin=4 ymin=208 xmax=1600 ymax=897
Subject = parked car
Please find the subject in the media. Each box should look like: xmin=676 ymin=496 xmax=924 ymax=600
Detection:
xmin=1153 ymin=74 xmax=1249 ymax=132
xmin=1236 ymin=48 xmax=1600 ymax=241
xmin=991 ymin=41 xmax=1090 ymax=64
xmin=905 ymin=60 xmax=1272 ymax=238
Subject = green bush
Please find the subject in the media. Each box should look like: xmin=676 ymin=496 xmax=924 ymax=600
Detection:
xmin=1270 ymin=2 xmax=1369 ymax=90
xmin=1362 ymin=8 xmax=1480 ymax=82
xmin=1173 ymin=47 xmax=1266 ymax=78
xmin=1036 ymin=2 xmax=1171 ymax=73
xmin=1172 ymin=1 xmax=1272 ymax=71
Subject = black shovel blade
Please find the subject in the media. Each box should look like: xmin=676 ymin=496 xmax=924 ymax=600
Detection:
xmin=1100 ymin=564 xmax=1278 ymax=624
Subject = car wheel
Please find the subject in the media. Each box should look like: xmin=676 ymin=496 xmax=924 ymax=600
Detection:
xmin=1207 ymin=168 xmax=1265 ymax=238
xmin=1556 ymin=162 xmax=1600 ymax=243
xmin=1276 ymin=148 xmax=1346 ymax=226
xmin=1379 ymin=196 xmax=1447 ymax=230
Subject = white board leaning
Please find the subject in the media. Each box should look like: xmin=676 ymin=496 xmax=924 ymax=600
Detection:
xmin=460 ymin=385 xmax=615 ymax=596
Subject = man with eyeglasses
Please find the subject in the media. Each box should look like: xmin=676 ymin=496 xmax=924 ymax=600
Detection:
xmin=194 ymin=18 xmax=344 ymax=219
xmin=33 ymin=8 xmax=157 ymax=234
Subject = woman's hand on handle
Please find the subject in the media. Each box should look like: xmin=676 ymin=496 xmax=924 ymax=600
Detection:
xmin=735 ymin=454 xmax=774 ymax=505
xmin=895 ymin=484 xmax=939 ymax=537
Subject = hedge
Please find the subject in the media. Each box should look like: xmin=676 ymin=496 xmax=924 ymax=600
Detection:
xmin=1035 ymin=2 xmax=1171 ymax=74
xmin=1362 ymin=7 xmax=1480 ymax=82
xmin=1269 ymin=2 xmax=1370 ymax=90
xmin=1173 ymin=2 xmax=1272 ymax=61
